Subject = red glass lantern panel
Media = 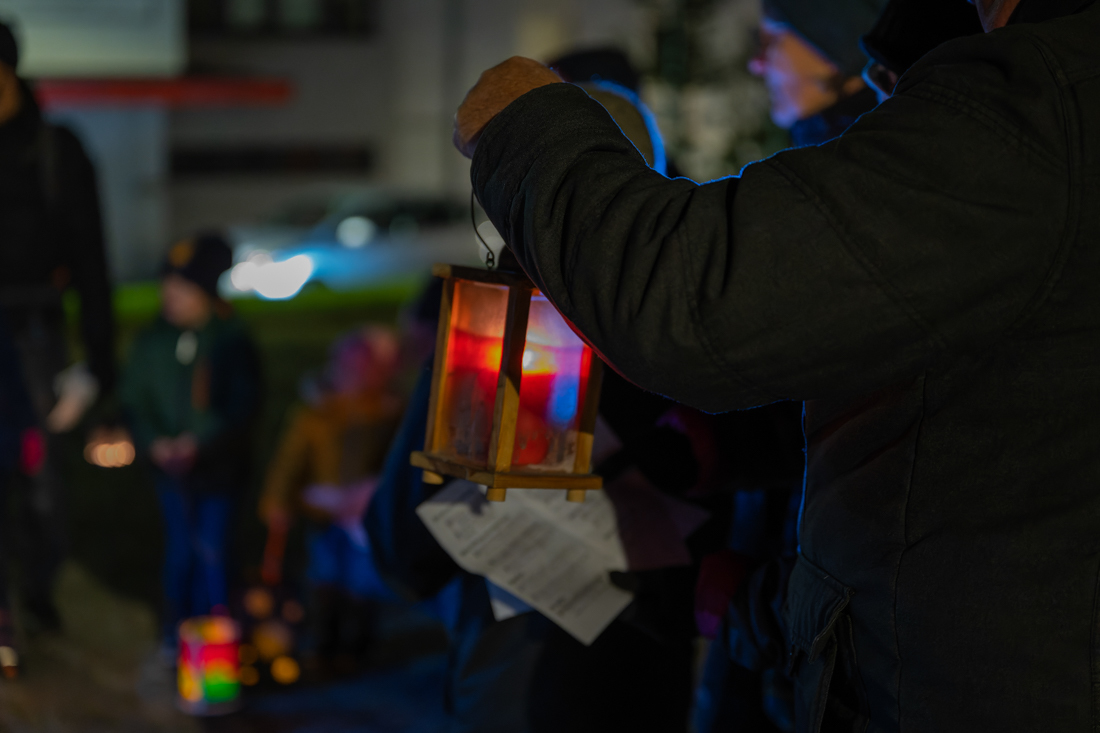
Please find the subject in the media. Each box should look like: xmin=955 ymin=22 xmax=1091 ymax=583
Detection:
xmin=437 ymin=279 xmax=509 ymax=464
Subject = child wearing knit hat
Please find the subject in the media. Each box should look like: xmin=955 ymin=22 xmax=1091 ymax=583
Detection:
xmin=121 ymin=232 xmax=261 ymax=652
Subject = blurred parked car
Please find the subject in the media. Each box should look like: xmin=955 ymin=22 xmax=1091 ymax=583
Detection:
xmin=221 ymin=188 xmax=487 ymax=299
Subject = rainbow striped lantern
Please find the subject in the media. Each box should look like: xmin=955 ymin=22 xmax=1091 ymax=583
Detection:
xmin=177 ymin=616 xmax=242 ymax=715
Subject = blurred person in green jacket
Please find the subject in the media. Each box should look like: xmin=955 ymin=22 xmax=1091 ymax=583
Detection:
xmin=121 ymin=233 xmax=260 ymax=651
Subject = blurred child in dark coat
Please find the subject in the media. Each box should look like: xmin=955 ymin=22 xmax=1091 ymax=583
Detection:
xmin=121 ymin=233 xmax=260 ymax=650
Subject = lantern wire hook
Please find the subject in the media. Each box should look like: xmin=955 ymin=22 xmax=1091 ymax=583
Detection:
xmin=471 ymin=190 xmax=495 ymax=270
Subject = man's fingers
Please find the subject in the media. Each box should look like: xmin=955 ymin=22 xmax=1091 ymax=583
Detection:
xmin=454 ymin=56 xmax=563 ymax=158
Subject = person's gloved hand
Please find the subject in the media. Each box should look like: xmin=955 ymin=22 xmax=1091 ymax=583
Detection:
xmin=150 ymin=432 xmax=198 ymax=475
xmin=453 ymin=56 xmax=563 ymax=158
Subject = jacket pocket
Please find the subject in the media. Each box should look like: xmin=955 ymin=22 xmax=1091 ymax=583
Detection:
xmin=783 ymin=554 xmax=855 ymax=733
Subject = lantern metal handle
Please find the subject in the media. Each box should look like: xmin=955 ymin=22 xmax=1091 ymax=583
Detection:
xmin=471 ymin=190 xmax=495 ymax=270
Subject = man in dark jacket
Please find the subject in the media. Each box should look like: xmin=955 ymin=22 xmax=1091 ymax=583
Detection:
xmin=0 ymin=22 xmax=115 ymax=630
xmin=453 ymin=0 xmax=1100 ymax=730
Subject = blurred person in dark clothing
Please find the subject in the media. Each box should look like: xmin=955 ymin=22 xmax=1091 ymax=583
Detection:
xmin=548 ymin=48 xmax=679 ymax=179
xmin=369 ymin=365 xmax=706 ymax=733
xmin=121 ymin=234 xmax=260 ymax=651
xmin=751 ymin=0 xmax=885 ymax=147
xmin=0 ymin=21 xmax=115 ymax=631
xmin=0 ymin=319 xmax=43 ymax=679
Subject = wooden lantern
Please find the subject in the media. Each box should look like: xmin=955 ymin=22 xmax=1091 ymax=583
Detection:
xmin=410 ymin=264 xmax=603 ymax=502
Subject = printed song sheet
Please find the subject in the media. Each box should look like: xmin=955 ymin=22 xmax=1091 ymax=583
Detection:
xmin=417 ymin=481 xmax=632 ymax=645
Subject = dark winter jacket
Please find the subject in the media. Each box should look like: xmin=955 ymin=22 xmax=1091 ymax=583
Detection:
xmin=470 ymin=1 xmax=1100 ymax=730
xmin=789 ymin=87 xmax=878 ymax=148
xmin=0 ymin=81 xmax=114 ymax=392
xmin=121 ymin=311 xmax=260 ymax=490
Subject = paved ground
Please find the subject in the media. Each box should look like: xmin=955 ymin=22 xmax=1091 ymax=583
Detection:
xmin=0 ymin=562 xmax=448 ymax=733
xmin=0 ymin=287 xmax=453 ymax=732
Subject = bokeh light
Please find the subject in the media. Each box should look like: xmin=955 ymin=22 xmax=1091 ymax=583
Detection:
xmin=270 ymin=656 xmax=301 ymax=685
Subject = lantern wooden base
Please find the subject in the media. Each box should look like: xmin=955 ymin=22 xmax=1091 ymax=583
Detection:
xmin=411 ymin=451 xmax=602 ymax=502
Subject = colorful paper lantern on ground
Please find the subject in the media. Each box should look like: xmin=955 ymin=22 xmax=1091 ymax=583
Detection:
xmin=177 ymin=616 xmax=241 ymax=715
xmin=410 ymin=264 xmax=603 ymax=502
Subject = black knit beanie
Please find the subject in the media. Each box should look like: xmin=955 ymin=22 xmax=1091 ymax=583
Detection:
xmin=0 ymin=22 xmax=17 ymax=71
xmin=763 ymin=0 xmax=888 ymax=77
xmin=860 ymin=0 xmax=983 ymax=76
xmin=162 ymin=232 xmax=234 ymax=297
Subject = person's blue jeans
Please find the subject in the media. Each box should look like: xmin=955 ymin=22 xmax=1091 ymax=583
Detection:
xmin=306 ymin=524 xmax=398 ymax=601
xmin=156 ymin=476 xmax=232 ymax=644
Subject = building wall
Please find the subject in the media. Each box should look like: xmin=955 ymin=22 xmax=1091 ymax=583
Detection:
xmin=20 ymin=0 xmax=666 ymax=280
xmin=168 ymin=0 xmax=651 ymax=249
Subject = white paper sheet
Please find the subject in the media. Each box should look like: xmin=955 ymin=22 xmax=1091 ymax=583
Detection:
xmin=417 ymin=481 xmax=633 ymax=645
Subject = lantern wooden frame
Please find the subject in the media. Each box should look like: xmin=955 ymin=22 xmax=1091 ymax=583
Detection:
xmin=410 ymin=264 xmax=603 ymax=502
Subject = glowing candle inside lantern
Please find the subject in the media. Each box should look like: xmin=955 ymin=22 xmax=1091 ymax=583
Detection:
xmin=513 ymin=295 xmax=591 ymax=469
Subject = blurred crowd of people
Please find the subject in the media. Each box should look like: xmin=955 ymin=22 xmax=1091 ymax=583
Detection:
xmin=0 ymin=0 xmax=998 ymax=731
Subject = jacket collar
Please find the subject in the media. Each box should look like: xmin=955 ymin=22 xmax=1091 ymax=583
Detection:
xmin=789 ymin=86 xmax=879 ymax=148
xmin=1008 ymin=0 xmax=1096 ymax=25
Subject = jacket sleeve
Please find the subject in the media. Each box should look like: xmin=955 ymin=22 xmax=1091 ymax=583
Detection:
xmin=471 ymin=62 xmax=1066 ymax=411
xmin=365 ymin=361 xmax=461 ymax=602
xmin=55 ymin=127 xmax=116 ymax=395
